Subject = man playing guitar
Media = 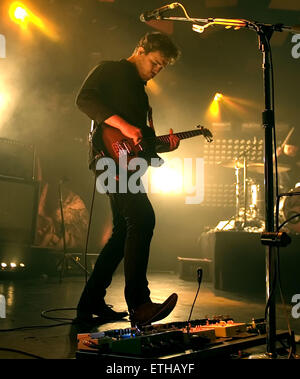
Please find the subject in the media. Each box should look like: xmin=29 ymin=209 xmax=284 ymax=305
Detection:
xmin=75 ymin=32 xmax=181 ymax=327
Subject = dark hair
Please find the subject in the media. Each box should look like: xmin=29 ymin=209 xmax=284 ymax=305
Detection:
xmin=135 ymin=32 xmax=180 ymax=65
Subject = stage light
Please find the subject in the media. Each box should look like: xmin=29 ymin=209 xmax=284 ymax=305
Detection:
xmin=8 ymin=2 xmax=59 ymax=41
xmin=13 ymin=5 xmax=27 ymax=21
xmin=10 ymin=262 xmax=17 ymax=268
xmin=150 ymin=164 xmax=183 ymax=194
xmin=19 ymin=263 xmax=25 ymax=267
xmin=9 ymin=2 xmax=31 ymax=29
xmin=207 ymin=92 xmax=258 ymax=122
xmin=209 ymin=100 xmax=219 ymax=118
xmin=207 ymin=92 xmax=223 ymax=119
xmin=214 ymin=93 xmax=223 ymax=102
xmin=1 ymin=263 xmax=7 ymax=268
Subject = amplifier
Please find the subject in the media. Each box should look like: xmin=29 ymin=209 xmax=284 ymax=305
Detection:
xmin=0 ymin=137 xmax=36 ymax=181
xmin=0 ymin=177 xmax=40 ymax=244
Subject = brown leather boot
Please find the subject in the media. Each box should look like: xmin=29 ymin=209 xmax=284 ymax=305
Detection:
xmin=130 ymin=293 xmax=178 ymax=327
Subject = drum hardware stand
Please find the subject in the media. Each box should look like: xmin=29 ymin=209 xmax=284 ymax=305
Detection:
xmin=56 ymin=178 xmax=90 ymax=283
xmin=243 ymin=157 xmax=248 ymax=227
xmin=233 ymin=156 xmax=253 ymax=230
xmin=157 ymin=9 xmax=300 ymax=357
xmin=234 ymin=160 xmax=243 ymax=230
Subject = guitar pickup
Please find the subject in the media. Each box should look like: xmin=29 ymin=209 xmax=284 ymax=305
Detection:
xmin=121 ymin=140 xmax=135 ymax=156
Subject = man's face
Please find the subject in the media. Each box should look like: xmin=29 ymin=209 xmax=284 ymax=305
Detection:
xmin=135 ymin=47 xmax=169 ymax=81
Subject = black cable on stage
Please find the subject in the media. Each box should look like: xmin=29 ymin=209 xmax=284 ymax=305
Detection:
xmin=41 ymin=307 xmax=77 ymax=322
xmin=186 ymin=268 xmax=203 ymax=333
xmin=83 ymin=171 xmax=98 ymax=284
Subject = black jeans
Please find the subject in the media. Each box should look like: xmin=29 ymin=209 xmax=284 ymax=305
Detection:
xmin=77 ymin=190 xmax=155 ymax=313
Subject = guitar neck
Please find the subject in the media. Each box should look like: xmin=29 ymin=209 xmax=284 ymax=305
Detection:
xmin=156 ymin=128 xmax=205 ymax=145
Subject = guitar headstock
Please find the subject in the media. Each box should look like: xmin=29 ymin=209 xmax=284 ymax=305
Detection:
xmin=196 ymin=125 xmax=213 ymax=143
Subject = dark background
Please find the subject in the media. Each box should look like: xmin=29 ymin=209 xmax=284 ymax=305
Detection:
xmin=0 ymin=0 xmax=299 ymax=269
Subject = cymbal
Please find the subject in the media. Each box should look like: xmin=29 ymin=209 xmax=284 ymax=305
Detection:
xmin=218 ymin=160 xmax=291 ymax=173
xmin=217 ymin=160 xmax=245 ymax=169
xmin=247 ymin=163 xmax=291 ymax=174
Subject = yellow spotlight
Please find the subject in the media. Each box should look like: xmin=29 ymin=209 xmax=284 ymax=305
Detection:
xmin=214 ymin=93 xmax=223 ymax=102
xmin=207 ymin=92 xmax=223 ymax=119
xmin=10 ymin=262 xmax=17 ymax=268
xmin=209 ymin=100 xmax=219 ymax=117
xmin=9 ymin=2 xmax=31 ymax=29
xmin=1 ymin=263 xmax=7 ymax=268
xmin=9 ymin=2 xmax=59 ymax=41
xmin=150 ymin=164 xmax=183 ymax=194
xmin=14 ymin=5 xmax=28 ymax=21
xmin=219 ymin=95 xmax=259 ymax=117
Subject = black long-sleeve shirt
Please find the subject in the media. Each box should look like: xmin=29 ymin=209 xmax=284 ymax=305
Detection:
xmin=76 ymin=59 xmax=150 ymax=129
xmin=76 ymin=59 xmax=165 ymax=170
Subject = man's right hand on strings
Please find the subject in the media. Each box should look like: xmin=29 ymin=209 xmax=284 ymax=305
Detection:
xmin=105 ymin=114 xmax=143 ymax=145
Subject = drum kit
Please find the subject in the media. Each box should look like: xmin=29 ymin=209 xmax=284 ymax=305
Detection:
xmin=218 ymin=158 xmax=300 ymax=233
xmin=278 ymin=184 xmax=300 ymax=234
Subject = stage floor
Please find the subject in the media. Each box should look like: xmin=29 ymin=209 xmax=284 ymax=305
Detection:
xmin=0 ymin=271 xmax=299 ymax=359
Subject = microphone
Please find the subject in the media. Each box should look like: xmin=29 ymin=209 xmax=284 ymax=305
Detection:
xmin=140 ymin=3 xmax=179 ymax=22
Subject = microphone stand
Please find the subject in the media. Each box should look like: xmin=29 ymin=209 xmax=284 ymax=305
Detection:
xmin=158 ymin=13 xmax=298 ymax=358
xmin=257 ymin=24 xmax=277 ymax=358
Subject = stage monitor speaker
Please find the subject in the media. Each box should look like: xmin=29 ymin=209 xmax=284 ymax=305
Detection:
xmin=0 ymin=137 xmax=35 ymax=181
xmin=0 ymin=177 xmax=40 ymax=245
xmin=199 ymin=230 xmax=300 ymax=296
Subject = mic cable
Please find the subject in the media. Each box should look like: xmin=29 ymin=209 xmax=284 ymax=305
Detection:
xmin=186 ymin=268 xmax=203 ymax=334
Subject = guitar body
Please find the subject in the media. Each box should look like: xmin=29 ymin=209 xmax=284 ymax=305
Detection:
xmin=90 ymin=122 xmax=213 ymax=172
xmin=92 ymin=123 xmax=163 ymax=170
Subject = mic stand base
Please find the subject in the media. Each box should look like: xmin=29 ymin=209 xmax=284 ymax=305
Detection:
xmin=56 ymin=180 xmax=90 ymax=283
xmin=56 ymin=253 xmax=90 ymax=283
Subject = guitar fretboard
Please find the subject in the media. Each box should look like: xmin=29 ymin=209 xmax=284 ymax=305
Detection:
xmin=156 ymin=128 xmax=207 ymax=144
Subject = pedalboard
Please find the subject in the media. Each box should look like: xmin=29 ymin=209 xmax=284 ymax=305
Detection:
xmin=77 ymin=317 xmax=260 ymax=358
